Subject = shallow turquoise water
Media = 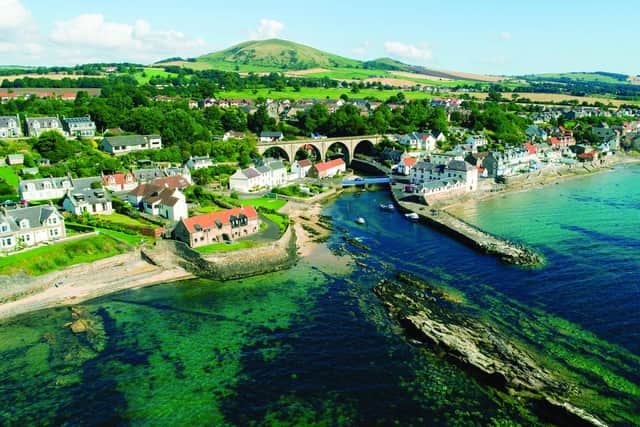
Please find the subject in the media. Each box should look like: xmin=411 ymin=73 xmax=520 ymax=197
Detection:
xmin=0 ymin=164 xmax=639 ymax=425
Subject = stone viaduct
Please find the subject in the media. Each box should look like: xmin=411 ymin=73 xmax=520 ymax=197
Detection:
xmin=256 ymin=135 xmax=383 ymax=164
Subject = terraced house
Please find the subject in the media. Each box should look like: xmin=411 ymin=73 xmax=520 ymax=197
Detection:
xmin=25 ymin=116 xmax=65 ymax=137
xmin=19 ymin=176 xmax=102 ymax=202
xmin=99 ymin=134 xmax=162 ymax=155
xmin=0 ymin=115 xmax=21 ymax=138
xmin=62 ymin=116 xmax=97 ymax=137
xmin=0 ymin=205 xmax=66 ymax=252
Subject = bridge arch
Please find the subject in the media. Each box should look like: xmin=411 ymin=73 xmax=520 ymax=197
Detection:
xmin=262 ymin=146 xmax=290 ymax=163
xmin=294 ymin=143 xmax=323 ymax=162
xmin=353 ymin=139 xmax=376 ymax=160
xmin=326 ymin=141 xmax=350 ymax=164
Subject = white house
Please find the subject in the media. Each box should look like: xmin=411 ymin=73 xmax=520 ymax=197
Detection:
xmin=0 ymin=115 xmax=21 ymax=138
xmin=62 ymin=116 xmax=96 ymax=138
xmin=290 ymin=159 xmax=312 ymax=179
xmin=63 ymin=188 xmax=113 ymax=215
xmin=99 ymin=135 xmax=162 ymax=155
xmin=397 ymin=157 xmax=418 ymax=176
xmin=25 ymin=116 xmax=65 ymax=137
xmin=229 ymin=168 xmax=262 ymax=193
xmin=19 ymin=176 xmax=102 ymax=202
xmin=186 ymin=156 xmax=213 ymax=170
xmin=411 ymin=159 xmax=478 ymax=194
xmin=307 ymin=158 xmax=346 ymax=179
xmin=259 ymin=131 xmax=283 ymax=142
xmin=465 ymin=135 xmax=489 ymax=152
xmin=0 ymin=205 xmax=66 ymax=252
xmin=102 ymin=172 xmax=138 ymax=192
xmin=128 ymin=183 xmax=187 ymax=221
xmin=229 ymin=159 xmax=288 ymax=193
xmin=400 ymin=132 xmax=437 ymax=151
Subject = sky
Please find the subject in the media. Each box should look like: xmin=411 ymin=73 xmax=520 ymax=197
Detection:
xmin=1 ymin=0 xmax=638 ymax=76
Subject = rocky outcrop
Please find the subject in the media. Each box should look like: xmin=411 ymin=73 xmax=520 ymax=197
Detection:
xmin=373 ymin=272 xmax=606 ymax=427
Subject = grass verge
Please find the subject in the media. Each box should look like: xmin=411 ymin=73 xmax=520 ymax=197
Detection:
xmin=0 ymin=234 xmax=130 ymax=276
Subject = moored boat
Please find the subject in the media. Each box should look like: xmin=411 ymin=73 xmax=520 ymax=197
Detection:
xmin=379 ymin=202 xmax=395 ymax=211
xmin=356 ymin=217 xmax=366 ymax=225
xmin=404 ymin=212 xmax=419 ymax=221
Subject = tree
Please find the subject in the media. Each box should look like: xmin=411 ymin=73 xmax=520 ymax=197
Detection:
xmin=33 ymin=131 xmax=75 ymax=163
xmin=248 ymin=105 xmax=276 ymax=134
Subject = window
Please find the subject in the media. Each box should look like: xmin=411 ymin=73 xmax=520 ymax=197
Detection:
xmin=0 ymin=224 xmax=8 ymax=233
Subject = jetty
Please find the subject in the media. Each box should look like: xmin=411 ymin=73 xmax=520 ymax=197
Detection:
xmin=391 ymin=184 xmax=543 ymax=267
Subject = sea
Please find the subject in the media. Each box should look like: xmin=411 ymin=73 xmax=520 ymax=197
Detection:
xmin=1 ymin=163 xmax=639 ymax=426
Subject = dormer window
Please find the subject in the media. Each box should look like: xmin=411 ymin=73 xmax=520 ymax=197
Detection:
xmin=19 ymin=219 xmax=29 ymax=229
xmin=0 ymin=223 xmax=9 ymax=233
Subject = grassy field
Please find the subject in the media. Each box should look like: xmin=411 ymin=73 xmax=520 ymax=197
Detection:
xmin=194 ymin=239 xmax=256 ymax=254
xmin=97 ymin=227 xmax=154 ymax=246
xmin=217 ymin=86 xmax=438 ymax=102
xmin=469 ymin=91 xmax=636 ymax=106
xmin=132 ymin=67 xmax=179 ymax=84
xmin=2 ymin=88 xmax=102 ymax=96
xmin=0 ymin=73 xmax=105 ymax=82
xmin=0 ymin=234 xmax=130 ymax=276
xmin=0 ymin=166 xmax=20 ymax=189
xmin=527 ymin=72 xmax=630 ymax=85
xmin=238 ymin=197 xmax=287 ymax=211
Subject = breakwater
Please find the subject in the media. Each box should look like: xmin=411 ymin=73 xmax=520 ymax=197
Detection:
xmin=354 ymin=158 xmax=543 ymax=267
xmin=392 ymin=187 xmax=543 ymax=266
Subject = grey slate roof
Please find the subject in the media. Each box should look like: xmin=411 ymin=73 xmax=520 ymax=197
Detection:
xmin=260 ymin=131 xmax=283 ymax=138
xmin=0 ymin=205 xmax=60 ymax=233
xmin=19 ymin=176 xmax=73 ymax=191
xmin=268 ymin=160 xmax=285 ymax=171
xmin=241 ymin=168 xmax=260 ymax=179
xmin=103 ymin=134 xmax=160 ymax=147
xmin=447 ymin=160 xmax=474 ymax=172
xmin=63 ymin=116 xmax=94 ymax=125
xmin=134 ymin=168 xmax=165 ymax=182
xmin=72 ymin=176 xmax=102 ymax=190
xmin=25 ymin=117 xmax=62 ymax=129
xmin=256 ymin=165 xmax=271 ymax=174
xmin=0 ymin=116 xmax=20 ymax=127
xmin=65 ymin=188 xmax=111 ymax=207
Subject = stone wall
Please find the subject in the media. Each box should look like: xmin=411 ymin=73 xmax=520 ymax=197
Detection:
xmin=162 ymin=225 xmax=298 ymax=281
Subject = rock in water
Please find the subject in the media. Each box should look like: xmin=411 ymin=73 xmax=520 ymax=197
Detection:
xmin=373 ymin=272 xmax=607 ymax=427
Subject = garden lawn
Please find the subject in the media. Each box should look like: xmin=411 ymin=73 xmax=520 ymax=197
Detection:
xmin=98 ymin=212 xmax=156 ymax=227
xmin=0 ymin=234 xmax=130 ymax=276
xmin=96 ymin=227 xmax=154 ymax=246
xmin=239 ymin=197 xmax=287 ymax=211
xmin=194 ymin=240 xmax=256 ymax=254
xmin=0 ymin=166 xmax=19 ymax=190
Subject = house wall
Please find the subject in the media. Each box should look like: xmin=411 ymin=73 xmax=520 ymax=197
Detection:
xmin=181 ymin=217 xmax=260 ymax=248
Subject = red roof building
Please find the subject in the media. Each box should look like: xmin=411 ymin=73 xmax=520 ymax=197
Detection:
xmin=103 ymin=172 xmax=137 ymax=192
xmin=173 ymin=206 xmax=260 ymax=248
xmin=307 ymin=158 xmax=346 ymax=179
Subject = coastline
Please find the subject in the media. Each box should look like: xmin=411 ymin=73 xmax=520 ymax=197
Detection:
xmin=440 ymin=154 xmax=640 ymax=213
xmin=0 ymin=189 xmax=344 ymax=323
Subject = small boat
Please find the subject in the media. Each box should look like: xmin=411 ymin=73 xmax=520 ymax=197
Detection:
xmin=404 ymin=212 xmax=419 ymax=221
xmin=379 ymin=202 xmax=395 ymax=211
xmin=355 ymin=217 xmax=366 ymax=225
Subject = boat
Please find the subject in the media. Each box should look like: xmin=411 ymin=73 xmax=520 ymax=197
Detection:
xmin=404 ymin=212 xmax=420 ymax=221
xmin=355 ymin=217 xmax=366 ymax=225
xmin=379 ymin=202 xmax=395 ymax=211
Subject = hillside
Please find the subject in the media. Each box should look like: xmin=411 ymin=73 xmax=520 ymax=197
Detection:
xmin=522 ymin=71 xmax=635 ymax=85
xmin=195 ymin=39 xmax=361 ymax=71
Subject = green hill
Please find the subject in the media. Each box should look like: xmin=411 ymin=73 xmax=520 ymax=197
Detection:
xmin=196 ymin=39 xmax=361 ymax=71
xmin=362 ymin=57 xmax=411 ymax=71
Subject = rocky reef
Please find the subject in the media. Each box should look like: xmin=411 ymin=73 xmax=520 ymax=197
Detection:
xmin=374 ymin=272 xmax=607 ymax=427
